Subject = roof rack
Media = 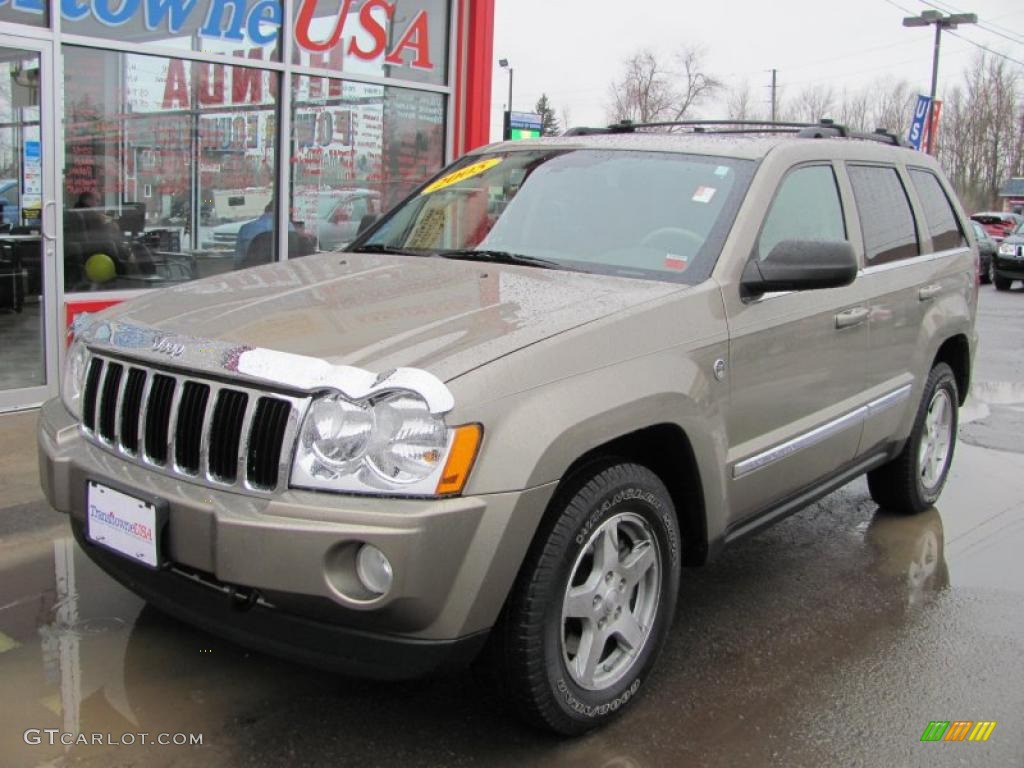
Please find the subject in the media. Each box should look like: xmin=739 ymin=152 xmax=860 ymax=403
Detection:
xmin=563 ymin=119 xmax=912 ymax=148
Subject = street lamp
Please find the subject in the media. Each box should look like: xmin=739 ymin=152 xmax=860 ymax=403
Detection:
xmin=903 ymin=9 xmax=977 ymax=154
xmin=499 ymin=58 xmax=513 ymax=113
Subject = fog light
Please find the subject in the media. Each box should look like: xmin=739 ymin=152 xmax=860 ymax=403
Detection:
xmin=356 ymin=544 xmax=393 ymax=596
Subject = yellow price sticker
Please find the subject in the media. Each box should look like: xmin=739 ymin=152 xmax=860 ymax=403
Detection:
xmin=421 ymin=158 xmax=502 ymax=195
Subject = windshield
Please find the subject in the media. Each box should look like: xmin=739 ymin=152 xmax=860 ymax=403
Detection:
xmin=351 ymin=149 xmax=755 ymax=283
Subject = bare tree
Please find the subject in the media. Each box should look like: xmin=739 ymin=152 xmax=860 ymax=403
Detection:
xmin=837 ymin=87 xmax=871 ymax=132
xmin=938 ymin=52 xmax=1023 ymax=211
xmin=869 ymin=78 xmax=915 ymax=135
xmin=607 ymin=46 xmax=721 ymax=125
xmin=790 ymin=84 xmax=837 ymax=123
xmin=726 ymin=79 xmax=758 ymax=121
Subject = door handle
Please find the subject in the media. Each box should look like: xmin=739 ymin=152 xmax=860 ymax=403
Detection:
xmin=42 ymin=200 xmax=58 ymax=243
xmin=835 ymin=307 xmax=869 ymax=329
xmin=918 ymin=284 xmax=942 ymax=301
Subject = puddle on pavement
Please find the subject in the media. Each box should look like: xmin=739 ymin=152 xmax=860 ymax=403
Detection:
xmin=1 ymin=456 xmax=1022 ymax=767
xmin=960 ymin=381 xmax=1024 ymax=453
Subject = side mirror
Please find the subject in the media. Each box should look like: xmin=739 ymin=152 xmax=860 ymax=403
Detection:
xmin=742 ymin=239 xmax=857 ymax=295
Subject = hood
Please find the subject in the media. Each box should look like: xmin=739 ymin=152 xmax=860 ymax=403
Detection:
xmin=212 ymin=220 xmax=247 ymax=235
xmin=105 ymin=252 xmax=682 ymax=381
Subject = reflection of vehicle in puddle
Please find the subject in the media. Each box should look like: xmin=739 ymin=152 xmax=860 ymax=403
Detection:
xmin=863 ymin=507 xmax=948 ymax=606
xmin=0 ymin=537 xmax=143 ymax=765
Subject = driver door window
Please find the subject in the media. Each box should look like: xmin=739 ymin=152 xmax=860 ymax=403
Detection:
xmin=757 ymin=165 xmax=847 ymax=260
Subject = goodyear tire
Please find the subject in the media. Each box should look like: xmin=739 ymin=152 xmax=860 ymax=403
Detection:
xmin=489 ymin=461 xmax=680 ymax=735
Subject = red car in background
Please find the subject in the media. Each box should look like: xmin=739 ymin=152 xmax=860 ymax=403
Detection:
xmin=971 ymin=212 xmax=1024 ymax=243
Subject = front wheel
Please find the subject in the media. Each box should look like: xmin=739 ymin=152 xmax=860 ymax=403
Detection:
xmin=489 ymin=462 xmax=681 ymax=735
xmin=867 ymin=363 xmax=959 ymax=514
xmin=993 ymin=272 xmax=1012 ymax=291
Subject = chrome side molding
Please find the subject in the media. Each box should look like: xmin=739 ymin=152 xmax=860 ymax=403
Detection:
xmin=733 ymin=384 xmax=913 ymax=479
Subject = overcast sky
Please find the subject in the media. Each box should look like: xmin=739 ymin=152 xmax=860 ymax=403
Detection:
xmin=488 ymin=0 xmax=1023 ymax=140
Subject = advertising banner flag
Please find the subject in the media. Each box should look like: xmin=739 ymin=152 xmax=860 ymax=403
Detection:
xmin=921 ymin=100 xmax=943 ymax=155
xmin=908 ymin=94 xmax=931 ymax=150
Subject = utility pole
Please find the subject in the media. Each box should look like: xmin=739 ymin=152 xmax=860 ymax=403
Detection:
xmin=770 ymin=69 xmax=777 ymax=122
xmin=903 ymin=9 xmax=977 ymax=154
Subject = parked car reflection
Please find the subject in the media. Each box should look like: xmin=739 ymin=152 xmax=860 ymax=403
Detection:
xmin=205 ymin=189 xmax=379 ymax=261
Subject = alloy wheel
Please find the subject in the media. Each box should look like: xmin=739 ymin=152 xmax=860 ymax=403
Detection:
xmin=560 ymin=512 xmax=661 ymax=691
xmin=918 ymin=388 xmax=954 ymax=491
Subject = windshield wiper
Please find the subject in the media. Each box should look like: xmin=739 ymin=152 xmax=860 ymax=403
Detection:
xmin=434 ymin=249 xmax=563 ymax=270
xmin=352 ymin=243 xmax=428 ymax=256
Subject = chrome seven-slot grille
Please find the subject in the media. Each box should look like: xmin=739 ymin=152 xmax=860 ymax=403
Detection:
xmin=80 ymin=354 xmax=307 ymax=493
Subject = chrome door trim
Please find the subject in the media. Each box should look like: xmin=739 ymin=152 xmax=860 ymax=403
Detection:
xmin=858 ymin=246 xmax=969 ymax=276
xmin=866 ymin=384 xmax=912 ymax=416
xmin=732 ymin=384 xmax=913 ymax=480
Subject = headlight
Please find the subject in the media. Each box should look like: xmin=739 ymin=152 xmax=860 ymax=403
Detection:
xmin=291 ymin=392 xmax=480 ymax=496
xmin=61 ymin=338 xmax=90 ymax=420
xmin=998 ymin=243 xmax=1015 ymax=255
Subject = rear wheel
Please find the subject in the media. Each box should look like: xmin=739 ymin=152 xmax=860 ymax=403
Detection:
xmin=489 ymin=462 xmax=681 ymax=735
xmin=867 ymin=363 xmax=958 ymax=514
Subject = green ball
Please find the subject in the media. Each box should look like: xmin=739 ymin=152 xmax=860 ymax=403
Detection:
xmin=84 ymin=253 xmax=116 ymax=283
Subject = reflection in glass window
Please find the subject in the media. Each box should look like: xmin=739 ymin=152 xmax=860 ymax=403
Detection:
xmin=63 ymin=47 xmax=278 ymax=292
xmin=296 ymin=0 xmax=449 ymax=86
xmin=848 ymin=165 xmax=920 ymax=265
xmin=289 ymin=75 xmax=445 ymax=255
xmin=758 ymin=165 xmax=846 ymax=261
xmin=360 ymin=150 xmax=756 ymax=284
xmin=908 ymin=169 xmax=966 ymax=253
xmin=0 ymin=0 xmax=48 ymax=28
xmin=61 ymin=0 xmax=281 ymax=62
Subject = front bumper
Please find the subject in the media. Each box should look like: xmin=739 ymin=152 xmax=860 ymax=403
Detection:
xmin=38 ymin=398 xmax=556 ymax=676
xmin=993 ymin=249 xmax=1024 ymax=280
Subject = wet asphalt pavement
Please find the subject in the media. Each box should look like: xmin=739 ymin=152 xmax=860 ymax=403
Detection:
xmin=2 ymin=286 xmax=1023 ymax=768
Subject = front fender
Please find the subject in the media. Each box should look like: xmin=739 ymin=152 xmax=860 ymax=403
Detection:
xmin=449 ymin=342 xmax=731 ymax=550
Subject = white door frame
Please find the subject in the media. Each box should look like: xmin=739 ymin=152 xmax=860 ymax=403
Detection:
xmin=0 ymin=33 xmax=59 ymax=412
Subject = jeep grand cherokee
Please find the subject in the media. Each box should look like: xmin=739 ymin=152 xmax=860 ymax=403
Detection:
xmin=39 ymin=120 xmax=977 ymax=735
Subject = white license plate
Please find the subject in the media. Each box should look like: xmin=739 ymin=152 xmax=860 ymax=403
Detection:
xmin=86 ymin=482 xmax=160 ymax=568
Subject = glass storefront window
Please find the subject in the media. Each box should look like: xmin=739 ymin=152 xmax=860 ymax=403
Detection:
xmin=295 ymin=0 xmax=449 ymax=86
xmin=0 ymin=0 xmax=48 ymax=28
xmin=288 ymin=74 xmax=444 ymax=255
xmin=63 ymin=46 xmax=279 ymax=292
xmin=61 ymin=0 xmax=281 ymax=63
xmin=0 ymin=46 xmax=46 ymax=394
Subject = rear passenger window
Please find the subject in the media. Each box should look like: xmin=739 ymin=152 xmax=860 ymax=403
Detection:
xmin=847 ymin=165 xmax=920 ymax=264
xmin=908 ymin=169 xmax=967 ymax=252
xmin=757 ymin=165 xmax=846 ymax=260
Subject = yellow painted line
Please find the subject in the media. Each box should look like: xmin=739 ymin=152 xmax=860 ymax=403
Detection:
xmin=0 ymin=631 xmax=20 ymax=654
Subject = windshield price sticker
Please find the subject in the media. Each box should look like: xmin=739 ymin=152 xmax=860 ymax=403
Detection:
xmin=692 ymin=186 xmax=717 ymax=204
xmin=422 ymin=158 xmax=503 ymax=195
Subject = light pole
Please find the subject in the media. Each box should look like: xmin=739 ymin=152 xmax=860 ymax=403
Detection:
xmin=903 ymin=9 xmax=977 ymax=154
xmin=499 ymin=58 xmax=513 ymax=112
xmin=499 ymin=59 xmax=514 ymax=140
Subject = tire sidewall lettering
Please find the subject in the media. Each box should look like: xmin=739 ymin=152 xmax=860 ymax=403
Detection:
xmin=574 ymin=486 xmax=679 ymax=565
xmin=556 ymin=676 xmax=642 ymax=719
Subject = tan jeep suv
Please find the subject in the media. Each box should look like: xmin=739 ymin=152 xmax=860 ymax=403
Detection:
xmin=39 ymin=120 xmax=978 ymax=735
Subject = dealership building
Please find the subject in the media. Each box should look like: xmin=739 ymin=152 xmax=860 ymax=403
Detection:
xmin=0 ymin=0 xmax=495 ymax=411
